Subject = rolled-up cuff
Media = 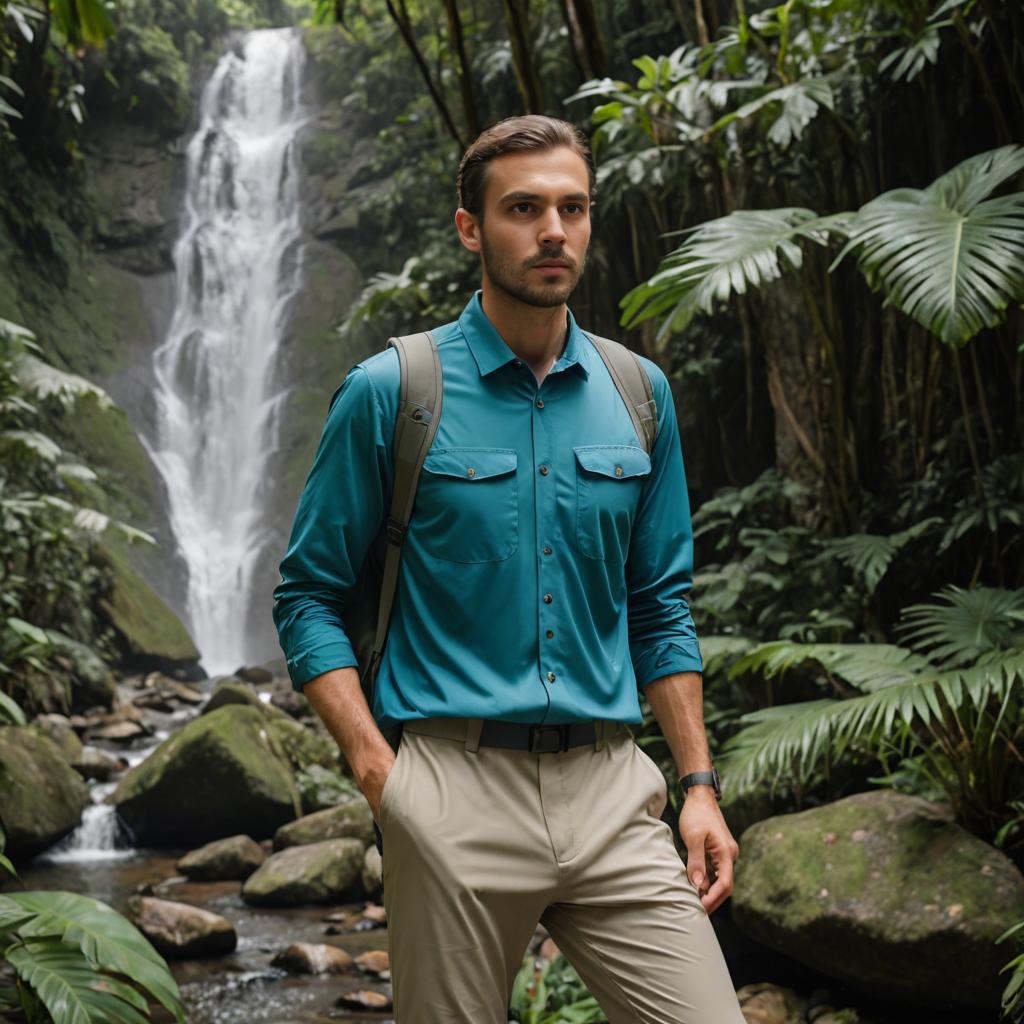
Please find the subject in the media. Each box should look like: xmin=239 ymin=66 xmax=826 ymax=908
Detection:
xmin=285 ymin=641 xmax=359 ymax=693
xmin=634 ymin=641 xmax=703 ymax=690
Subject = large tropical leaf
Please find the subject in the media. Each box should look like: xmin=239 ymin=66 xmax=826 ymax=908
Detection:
xmin=6 ymin=940 xmax=150 ymax=1024
xmin=619 ymin=208 xmax=846 ymax=339
xmin=897 ymin=586 xmax=1024 ymax=667
xmin=707 ymin=77 xmax=835 ymax=147
xmin=823 ymin=517 xmax=940 ymax=594
xmin=831 ymin=145 xmax=1024 ymax=345
xmin=5 ymin=892 xmax=185 ymax=1022
xmin=0 ymin=689 xmax=26 ymax=726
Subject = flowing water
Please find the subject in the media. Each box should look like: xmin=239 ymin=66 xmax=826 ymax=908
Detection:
xmin=143 ymin=27 xmax=308 ymax=676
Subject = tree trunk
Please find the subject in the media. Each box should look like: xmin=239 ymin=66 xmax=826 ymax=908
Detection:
xmin=502 ymin=0 xmax=544 ymax=113
xmin=442 ymin=0 xmax=479 ymax=139
xmin=385 ymin=0 xmax=465 ymax=148
xmin=560 ymin=0 xmax=606 ymax=80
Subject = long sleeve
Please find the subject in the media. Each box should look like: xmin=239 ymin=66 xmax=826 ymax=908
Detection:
xmin=272 ymin=365 xmax=390 ymax=691
xmin=625 ymin=361 xmax=703 ymax=687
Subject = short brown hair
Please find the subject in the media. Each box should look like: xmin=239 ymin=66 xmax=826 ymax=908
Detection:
xmin=456 ymin=115 xmax=596 ymax=216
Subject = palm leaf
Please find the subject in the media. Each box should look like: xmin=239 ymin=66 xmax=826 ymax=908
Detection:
xmin=897 ymin=586 xmax=1024 ymax=667
xmin=831 ymin=145 xmax=1024 ymax=345
xmin=6 ymin=892 xmax=185 ymax=1022
xmin=619 ymin=208 xmax=846 ymax=340
xmin=824 ymin=517 xmax=940 ymax=594
xmin=707 ymin=77 xmax=834 ymax=147
xmin=12 ymin=353 xmax=113 ymax=410
xmin=6 ymin=940 xmax=150 ymax=1024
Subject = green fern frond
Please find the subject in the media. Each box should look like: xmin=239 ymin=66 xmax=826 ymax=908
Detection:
xmin=897 ymin=586 xmax=1024 ymax=666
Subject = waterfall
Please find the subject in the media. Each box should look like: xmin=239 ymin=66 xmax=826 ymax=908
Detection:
xmin=43 ymin=782 xmax=132 ymax=863
xmin=144 ymin=28 xmax=308 ymax=675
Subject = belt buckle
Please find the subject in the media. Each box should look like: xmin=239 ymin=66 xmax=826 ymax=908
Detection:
xmin=529 ymin=724 xmax=569 ymax=753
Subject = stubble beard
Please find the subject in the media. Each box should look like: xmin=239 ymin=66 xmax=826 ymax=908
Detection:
xmin=479 ymin=229 xmax=588 ymax=309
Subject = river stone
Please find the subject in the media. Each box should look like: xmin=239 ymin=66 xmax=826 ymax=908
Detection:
xmin=130 ymin=896 xmax=237 ymax=959
xmin=273 ymin=797 xmax=374 ymax=850
xmin=242 ymin=838 xmax=365 ymax=906
xmin=732 ymin=789 xmax=1024 ymax=1009
xmin=73 ymin=747 xmax=123 ymax=782
xmin=177 ymin=834 xmax=266 ymax=880
xmin=362 ymin=845 xmax=382 ymax=900
xmin=272 ymin=941 xmax=353 ymax=974
xmin=201 ymin=679 xmax=268 ymax=716
xmin=113 ymin=705 xmax=302 ymax=845
xmin=0 ymin=726 xmax=89 ymax=859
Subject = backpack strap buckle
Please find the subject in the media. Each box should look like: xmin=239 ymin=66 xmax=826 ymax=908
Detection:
xmin=385 ymin=516 xmax=407 ymax=546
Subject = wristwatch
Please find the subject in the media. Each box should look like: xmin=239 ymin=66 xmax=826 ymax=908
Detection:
xmin=679 ymin=767 xmax=722 ymax=801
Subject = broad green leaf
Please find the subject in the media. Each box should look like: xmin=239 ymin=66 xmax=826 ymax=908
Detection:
xmin=0 ymin=689 xmax=26 ymax=726
xmin=6 ymin=891 xmax=185 ymax=1022
xmin=832 ymin=145 xmax=1024 ymax=345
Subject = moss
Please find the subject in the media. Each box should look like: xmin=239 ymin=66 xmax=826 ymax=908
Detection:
xmin=113 ymin=705 xmax=302 ymax=844
xmin=95 ymin=541 xmax=199 ymax=665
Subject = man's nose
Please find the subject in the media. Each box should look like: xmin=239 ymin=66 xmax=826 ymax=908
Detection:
xmin=537 ymin=207 xmax=567 ymax=247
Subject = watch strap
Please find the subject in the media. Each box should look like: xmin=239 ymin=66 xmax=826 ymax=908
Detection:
xmin=679 ymin=768 xmax=721 ymax=800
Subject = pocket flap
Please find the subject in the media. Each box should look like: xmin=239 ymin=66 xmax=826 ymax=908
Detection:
xmin=573 ymin=445 xmax=651 ymax=480
xmin=423 ymin=447 xmax=518 ymax=481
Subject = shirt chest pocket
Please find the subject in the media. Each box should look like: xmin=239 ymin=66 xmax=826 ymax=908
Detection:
xmin=414 ymin=447 xmax=519 ymax=563
xmin=573 ymin=445 xmax=652 ymax=562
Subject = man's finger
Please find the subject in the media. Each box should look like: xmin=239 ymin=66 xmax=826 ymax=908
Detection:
xmin=701 ymin=852 xmax=734 ymax=913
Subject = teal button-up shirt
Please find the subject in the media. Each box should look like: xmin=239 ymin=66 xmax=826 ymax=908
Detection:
xmin=272 ymin=292 xmax=702 ymax=728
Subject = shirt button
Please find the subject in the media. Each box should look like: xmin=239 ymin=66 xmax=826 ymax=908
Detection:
xmin=545 ymin=629 xmax=554 ymax=639
xmin=539 ymin=464 xmax=549 ymax=476
xmin=614 ymin=466 xmax=623 ymax=476
xmin=536 ymin=398 xmax=544 ymax=409
xmin=543 ymin=593 xmax=553 ymax=604
xmin=543 ymin=546 xmax=552 ymax=555
xmin=467 ymin=467 xmax=476 ymax=477
xmin=547 ymin=671 xmax=556 ymax=682
xmin=514 ymin=359 xmax=523 ymax=367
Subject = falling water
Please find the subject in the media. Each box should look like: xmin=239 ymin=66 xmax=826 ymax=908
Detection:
xmin=144 ymin=28 xmax=307 ymax=675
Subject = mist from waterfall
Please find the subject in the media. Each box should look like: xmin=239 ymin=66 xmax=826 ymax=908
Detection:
xmin=146 ymin=28 xmax=307 ymax=675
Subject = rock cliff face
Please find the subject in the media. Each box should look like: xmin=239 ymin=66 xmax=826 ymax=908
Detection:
xmin=0 ymin=20 xmax=388 ymax=673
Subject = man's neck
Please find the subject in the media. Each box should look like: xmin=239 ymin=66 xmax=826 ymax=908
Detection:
xmin=480 ymin=280 xmax=569 ymax=385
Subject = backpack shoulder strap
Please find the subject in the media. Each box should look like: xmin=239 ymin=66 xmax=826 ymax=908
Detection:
xmin=366 ymin=330 xmax=442 ymax=687
xmin=584 ymin=332 xmax=658 ymax=454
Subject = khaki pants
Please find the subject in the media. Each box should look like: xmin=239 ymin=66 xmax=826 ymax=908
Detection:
xmin=377 ymin=718 xmax=746 ymax=1024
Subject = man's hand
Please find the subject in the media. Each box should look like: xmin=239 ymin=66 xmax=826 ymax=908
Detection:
xmin=360 ymin=748 xmax=397 ymax=826
xmin=302 ymin=667 xmax=398 ymax=827
xmin=679 ymin=788 xmax=740 ymax=914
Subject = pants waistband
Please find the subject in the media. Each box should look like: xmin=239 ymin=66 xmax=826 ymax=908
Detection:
xmin=402 ymin=717 xmax=630 ymax=753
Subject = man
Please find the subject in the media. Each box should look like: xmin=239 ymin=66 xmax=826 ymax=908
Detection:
xmin=273 ymin=115 xmax=745 ymax=1023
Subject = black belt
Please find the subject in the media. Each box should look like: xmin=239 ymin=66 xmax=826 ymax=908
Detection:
xmin=479 ymin=720 xmax=598 ymax=753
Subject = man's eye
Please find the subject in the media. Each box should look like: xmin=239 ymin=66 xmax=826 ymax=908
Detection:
xmin=512 ymin=202 xmax=533 ymax=214
xmin=563 ymin=204 xmax=584 ymax=215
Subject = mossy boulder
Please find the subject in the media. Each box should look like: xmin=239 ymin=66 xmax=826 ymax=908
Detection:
xmin=201 ymin=679 xmax=270 ymax=716
xmin=46 ymin=631 xmax=119 ymax=712
xmin=0 ymin=726 xmax=90 ymax=859
xmin=27 ymin=715 xmax=84 ymax=764
xmin=113 ymin=705 xmax=301 ymax=845
xmin=732 ymin=790 xmax=1024 ymax=1010
xmin=95 ymin=543 xmax=201 ymax=678
xmin=273 ymin=798 xmax=374 ymax=850
xmin=241 ymin=838 xmax=365 ymax=906
xmin=177 ymin=834 xmax=266 ymax=880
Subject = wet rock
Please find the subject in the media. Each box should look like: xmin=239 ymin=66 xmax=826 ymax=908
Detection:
xmin=113 ymin=705 xmax=302 ymax=845
xmin=130 ymin=896 xmax=237 ymax=959
xmin=361 ymin=844 xmax=382 ymax=900
xmin=355 ymin=949 xmax=388 ymax=974
xmin=241 ymin=838 xmax=364 ymax=906
xmin=273 ymin=797 xmax=374 ymax=850
xmin=337 ymin=989 xmax=392 ymax=1011
xmin=0 ymin=726 xmax=90 ymax=859
xmin=235 ymin=665 xmax=273 ymax=684
xmin=28 ymin=714 xmax=84 ymax=763
xmin=177 ymin=834 xmax=267 ymax=880
xmin=86 ymin=720 xmax=149 ymax=743
xmin=94 ymin=543 xmax=202 ymax=679
xmin=732 ymin=790 xmax=1024 ymax=1010
xmin=736 ymin=982 xmax=805 ymax=1024
xmin=296 ymin=762 xmax=360 ymax=813
xmin=267 ymin=680 xmax=309 ymax=719
xmin=73 ymin=747 xmax=124 ymax=782
xmin=271 ymin=941 xmax=353 ymax=974
xmin=201 ymin=679 xmax=268 ymax=716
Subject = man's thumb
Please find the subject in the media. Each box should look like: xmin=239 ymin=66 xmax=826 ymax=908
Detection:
xmin=686 ymin=843 xmax=705 ymax=891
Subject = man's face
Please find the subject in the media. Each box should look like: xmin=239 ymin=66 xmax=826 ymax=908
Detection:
xmin=458 ymin=146 xmax=592 ymax=308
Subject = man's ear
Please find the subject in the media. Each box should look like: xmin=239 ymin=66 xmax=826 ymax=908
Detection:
xmin=455 ymin=207 xmax=481 ymax=254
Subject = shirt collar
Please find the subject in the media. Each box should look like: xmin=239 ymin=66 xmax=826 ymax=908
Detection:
xmin=458 ymin=290 xmax=592 ymax=380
